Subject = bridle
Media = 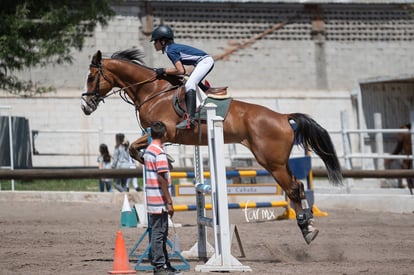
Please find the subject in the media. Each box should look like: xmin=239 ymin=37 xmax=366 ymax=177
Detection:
xmin=81 ymin=62 xmax=117 ymax=106
xmin=81 ymin=57 xmax=184 ymax=132
xmin=82 ymin=60 xmax=180 ymax=110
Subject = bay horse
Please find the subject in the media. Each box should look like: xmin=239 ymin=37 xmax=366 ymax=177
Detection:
xmin=386 ymin=123 xmax=413 ymax=195
xmin=81 ymin=49 xmax=342 ymax=244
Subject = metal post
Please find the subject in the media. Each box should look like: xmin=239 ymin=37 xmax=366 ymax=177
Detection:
xmin=194 ymin=145 xmax=208 ymax=260
xmin=410 ymin=111 xmax=414 ymax=175
xmin=99 ymin=117 xmax=105 ymax=145
xmin=340 ymin=110 xmax=352 ymax=193
xmin=355 ymin=85 xmax=366 ymax=169
xmin=374 ymin=113 xmax=384 ymax=169
xmin=340 ymin=111 xmax=352 ymax=169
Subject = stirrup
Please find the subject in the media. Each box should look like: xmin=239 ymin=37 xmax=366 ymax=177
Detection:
xmin=176 ymin=114 xmax=194 ymax=129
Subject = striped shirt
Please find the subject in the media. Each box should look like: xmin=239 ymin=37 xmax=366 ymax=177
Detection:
xmin=143 ymin=142 xmax=171 ymax=214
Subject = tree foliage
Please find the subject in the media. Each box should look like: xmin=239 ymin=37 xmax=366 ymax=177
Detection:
xmin=0 ymin=0 xmax=115 ymax=96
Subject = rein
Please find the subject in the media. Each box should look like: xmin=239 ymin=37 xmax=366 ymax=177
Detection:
xmin=115 ymin=77 xmax=158 ymax=106
xmin=135 ymin=85 xmax=180 ymax=111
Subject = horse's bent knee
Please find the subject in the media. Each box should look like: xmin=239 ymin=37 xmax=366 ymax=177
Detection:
xmin=129 ymin=146 xmax=144 ymax=163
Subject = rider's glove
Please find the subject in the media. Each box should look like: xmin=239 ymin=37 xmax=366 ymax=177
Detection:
xmin=155 ymin=68 xmax=165 ymax=76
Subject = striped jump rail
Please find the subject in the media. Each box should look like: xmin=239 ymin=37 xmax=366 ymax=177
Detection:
xmin=173 ymin=200 xmax=288 ymax=211
xmin=171 ymin=170 xmax=270 ymax=179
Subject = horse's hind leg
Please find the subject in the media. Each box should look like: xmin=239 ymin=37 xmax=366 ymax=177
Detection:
xmin=272 ymin=166 xmax=319 ymax=244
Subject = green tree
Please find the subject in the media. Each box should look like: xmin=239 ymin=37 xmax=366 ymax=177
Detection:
xmin=0 ymin=0 xmax=115 ymax=96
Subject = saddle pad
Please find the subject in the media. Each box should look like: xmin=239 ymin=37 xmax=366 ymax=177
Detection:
xmin=197 ymin=97 xmax=232 ymax=120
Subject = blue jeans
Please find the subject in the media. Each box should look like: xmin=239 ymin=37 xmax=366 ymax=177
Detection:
xmin=99 ymin=179 xmax=111 ymax=192
xmin=114 ymin=178 xmax=127 ymax=192
xmin=149 ymin=212 xmax=169 ymax=267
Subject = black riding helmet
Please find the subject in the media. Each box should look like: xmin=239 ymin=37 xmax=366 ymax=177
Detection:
xmin=151 ymin=25 xmax=174 ymax=41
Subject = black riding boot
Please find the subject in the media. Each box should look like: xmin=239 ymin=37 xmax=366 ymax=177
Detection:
xmin=176 ymin=89 xmax=196 ymax=129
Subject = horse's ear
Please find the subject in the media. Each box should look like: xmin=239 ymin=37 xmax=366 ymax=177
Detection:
xmin=91 ymin=50 xmax=102 ymax=66
xmin=96 ymin=50 xmax=102 ymax=62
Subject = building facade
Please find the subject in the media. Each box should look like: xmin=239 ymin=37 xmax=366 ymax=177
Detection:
xmin=1 ymin=0 xmax=413 ymax=168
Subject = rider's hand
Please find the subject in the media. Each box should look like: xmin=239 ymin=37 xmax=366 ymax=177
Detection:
xmin=155 ymin=68 xmax=165 ymax=76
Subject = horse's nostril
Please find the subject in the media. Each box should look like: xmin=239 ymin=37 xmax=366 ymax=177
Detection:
xmin=81 ymin=104 xmax=92 ymax=115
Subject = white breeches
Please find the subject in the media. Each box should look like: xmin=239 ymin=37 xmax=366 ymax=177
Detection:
xmin=185 ymin=56 xmax=214 ymax=92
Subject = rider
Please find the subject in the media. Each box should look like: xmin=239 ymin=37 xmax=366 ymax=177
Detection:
xmin=151 ymin=25 xmax=214 ymax=129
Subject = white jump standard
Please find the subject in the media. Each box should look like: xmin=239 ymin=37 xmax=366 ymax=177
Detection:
xmin=195 ymin=103 xmax=252 ymax=272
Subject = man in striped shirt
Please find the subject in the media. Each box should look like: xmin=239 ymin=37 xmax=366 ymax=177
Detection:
xmin=143 ymin=121 xmax=180 ymax=275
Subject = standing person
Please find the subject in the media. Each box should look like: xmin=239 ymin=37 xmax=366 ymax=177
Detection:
xmin=143 ymin=121 xmax=180 ymax=275
xmin=151 ymin=25 xmax=214 ymax=130
xmin=112 ymin=133 xmax=131 ymax=192
xmin=97 ymin=144 xmax=112 ymax=192
xmin=124 ymin=140 xmax=143 ymax=192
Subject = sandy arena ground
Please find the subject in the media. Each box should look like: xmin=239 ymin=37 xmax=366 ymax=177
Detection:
xmin=0 ymin=198 xmax=413 ymax=275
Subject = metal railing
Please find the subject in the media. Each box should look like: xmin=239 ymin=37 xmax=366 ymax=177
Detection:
xmin=7 ymin=110 xmax=414 ymax=172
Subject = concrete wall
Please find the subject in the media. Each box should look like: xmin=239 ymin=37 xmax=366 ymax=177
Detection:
xmin=9 ymin=3 xmax=414 ymax=92
xmin=0 ymin=91 xmax=352 ymax=167
xmin=1 ymin=2 xmax=412 ymax=168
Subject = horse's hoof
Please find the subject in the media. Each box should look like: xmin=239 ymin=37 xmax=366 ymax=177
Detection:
xmin=166 ymin=154 xmax=175 ymax=163
xmin=304 ymin=227 xmax=319 ymax=244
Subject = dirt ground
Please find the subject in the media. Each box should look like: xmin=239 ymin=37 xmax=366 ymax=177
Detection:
xmin=0 ymin=200 xmax=413 ymax=275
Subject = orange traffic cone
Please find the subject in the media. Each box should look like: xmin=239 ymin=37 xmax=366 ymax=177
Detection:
xmin=108 ymin=231 xmax=136 ymax=274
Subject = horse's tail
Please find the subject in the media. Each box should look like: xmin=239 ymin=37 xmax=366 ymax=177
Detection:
xmin=288 ymin=113 xmax=343 ymax=185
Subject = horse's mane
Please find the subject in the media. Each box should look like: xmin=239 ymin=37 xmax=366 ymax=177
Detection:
xmin=111 ymin=48 xmax=145 ymax=65
xmin=110 ymin=48 xmax=184 ymax=86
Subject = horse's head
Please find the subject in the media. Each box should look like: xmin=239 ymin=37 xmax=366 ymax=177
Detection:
xmin=81 ymin=50 xmax=114 ymax=115
xmin=81 ymin=48 xmax=186 ymax=115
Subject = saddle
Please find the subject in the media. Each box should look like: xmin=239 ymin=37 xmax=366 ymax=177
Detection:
xmin=160 ymin=74 xmax=230 ymax=118
xmin=205 ymin=87 xmax=229 ymax=98
xmin=173 ymin=86 xmax=231 ymax=119
xmin=160 ymin=74 xmax=228 ymax=98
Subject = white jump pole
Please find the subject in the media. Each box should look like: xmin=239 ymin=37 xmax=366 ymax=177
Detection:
xmin=195 ymin=103 xmax=251 ymax=272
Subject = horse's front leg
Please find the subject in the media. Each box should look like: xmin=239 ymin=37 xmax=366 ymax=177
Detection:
xmin=129 ymin=135 xmax=149 ymax=164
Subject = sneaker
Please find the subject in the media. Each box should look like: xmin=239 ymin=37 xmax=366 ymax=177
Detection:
xmin=154 ymin=265 xmax=182 ymax=275
xmin=166 ymin=265 xmax=183 ymax=275
xmin=153 ymin=266 xmax=170 ymax=275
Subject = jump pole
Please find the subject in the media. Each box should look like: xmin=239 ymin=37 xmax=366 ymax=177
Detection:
xmin=195 ymin=103 xmax=251 ymax=272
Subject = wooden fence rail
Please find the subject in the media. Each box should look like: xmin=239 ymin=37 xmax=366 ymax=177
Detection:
xmin=0 ymin=168 xmax=413 ymax=180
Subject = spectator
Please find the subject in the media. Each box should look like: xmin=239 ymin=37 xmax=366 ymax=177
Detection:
xmin=143 ymin=121 xmax=180 ymax=275
xmin=112 ymin=133 xmax=131 ymax=192
xmin=97 ymin=144 xmax=112 ymax=192
xmin=124 ymin=139 xmax=143 ymax=192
